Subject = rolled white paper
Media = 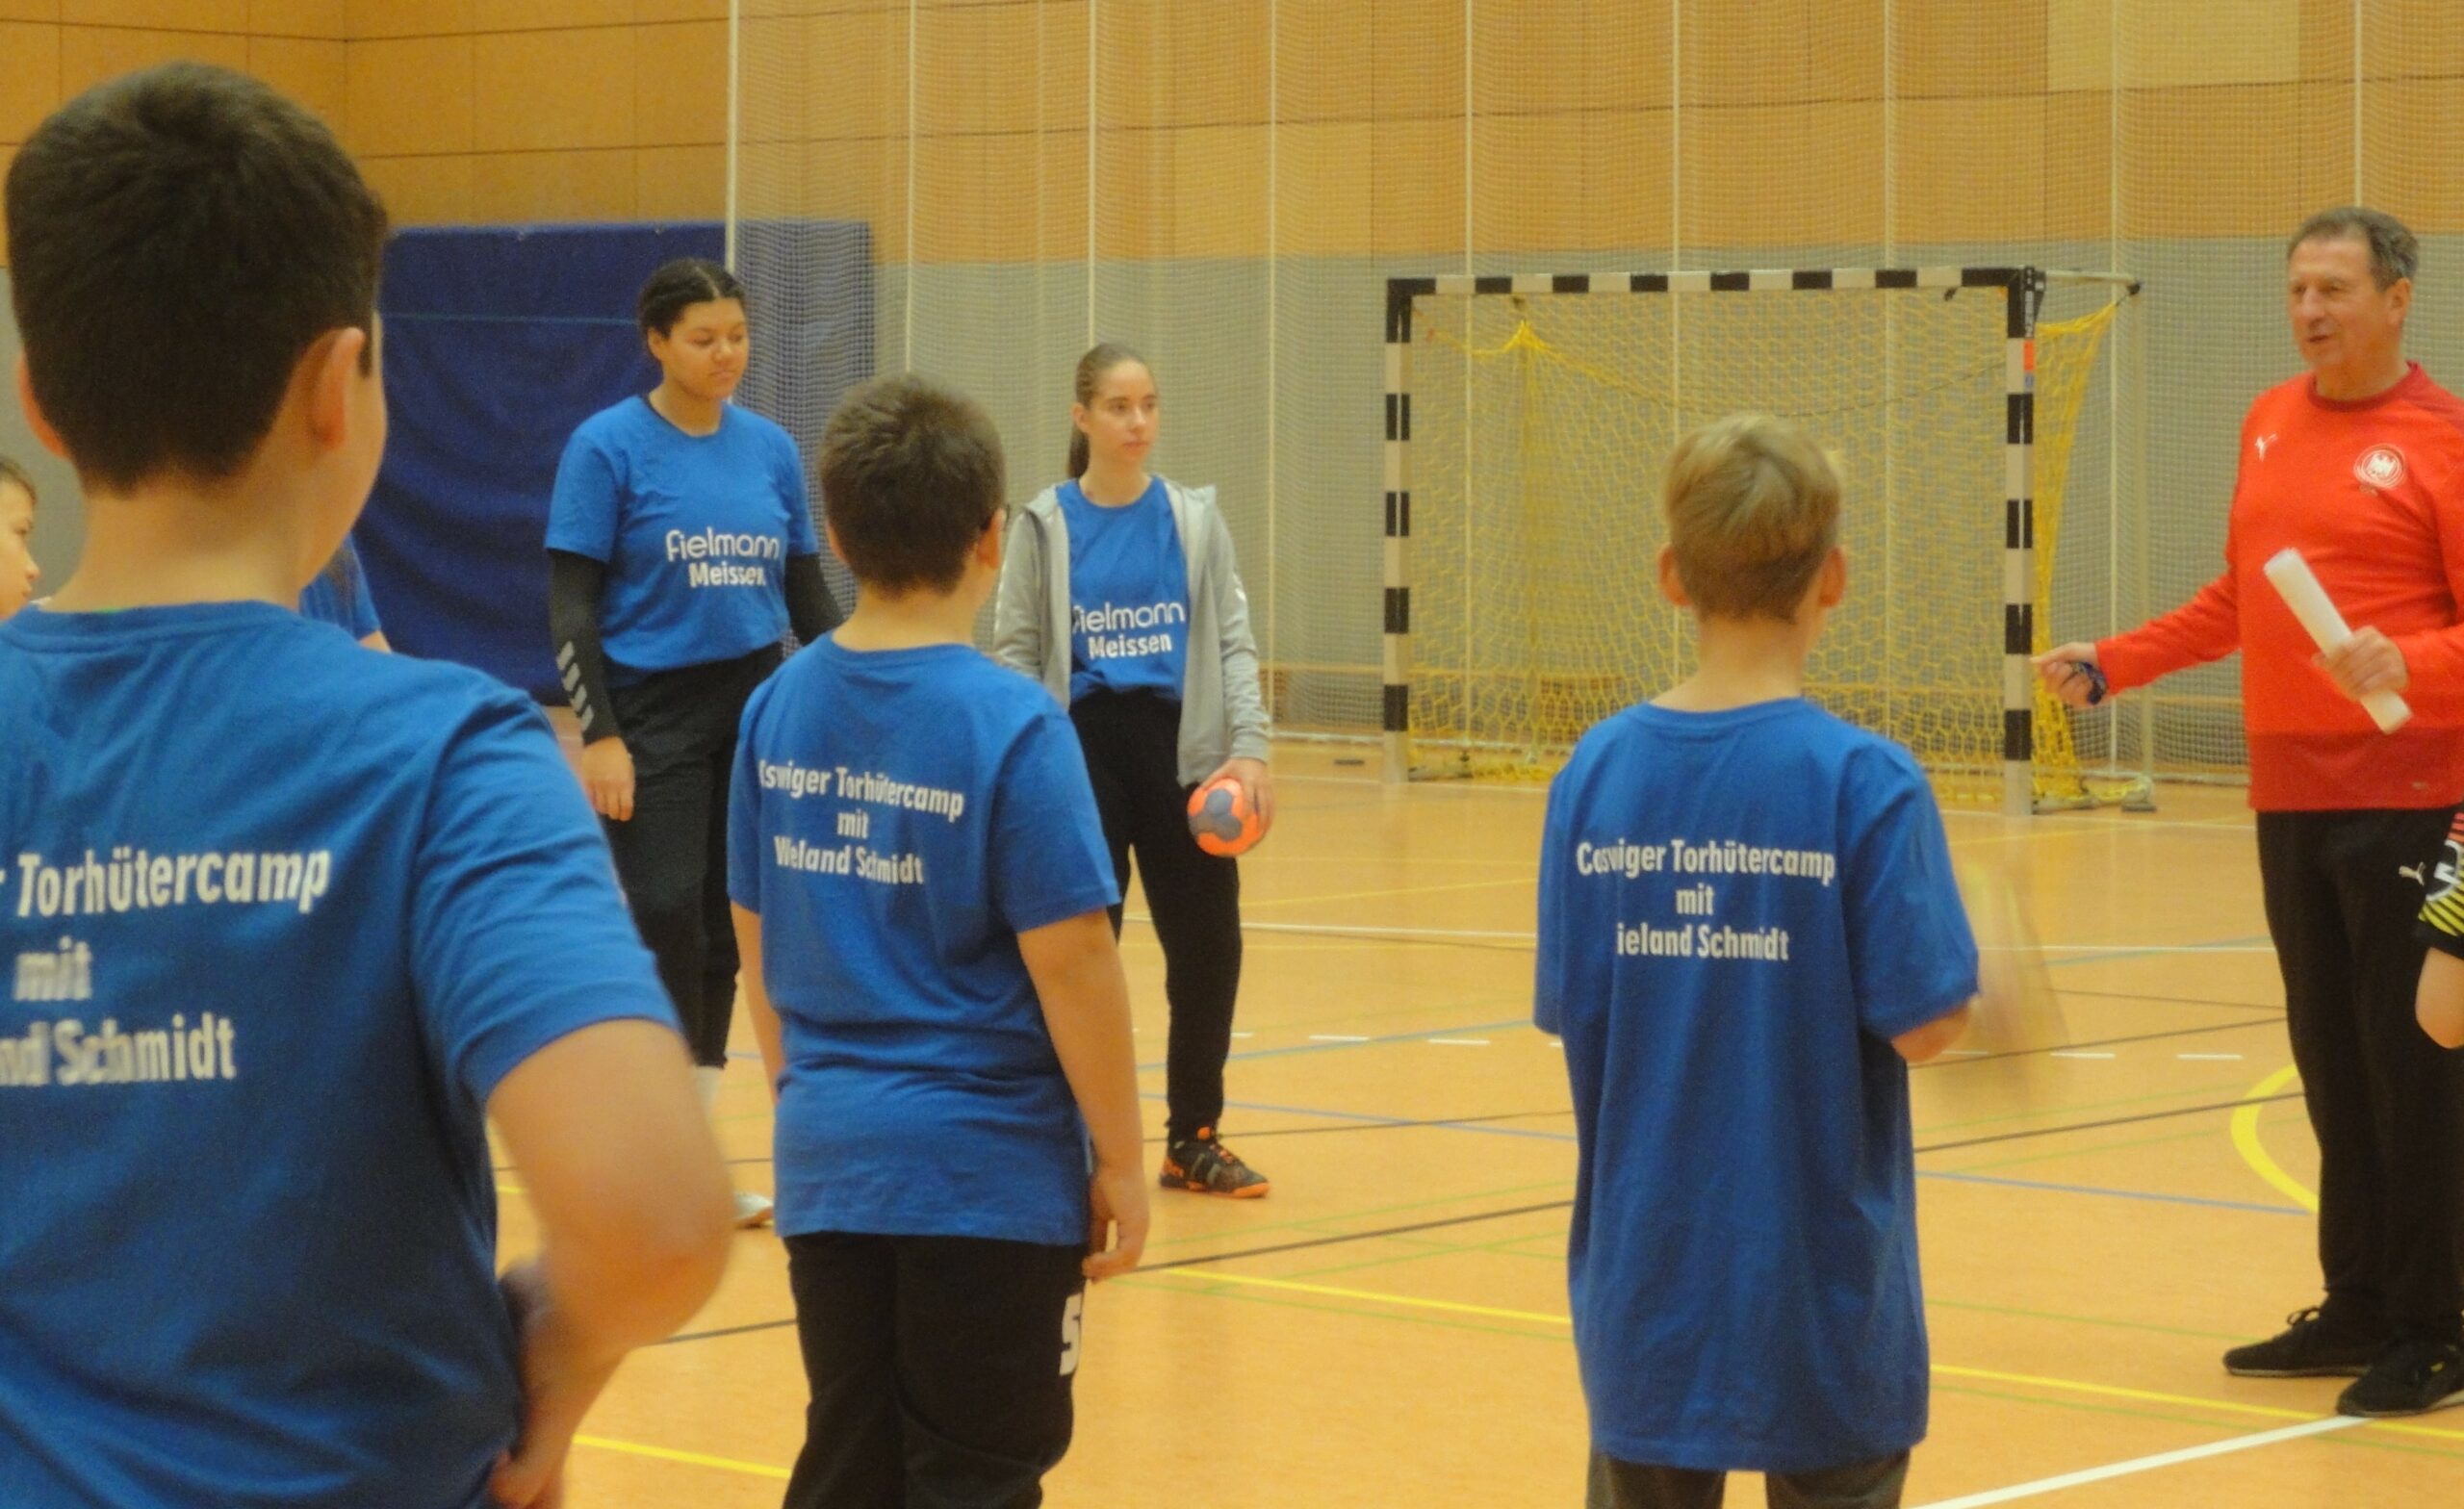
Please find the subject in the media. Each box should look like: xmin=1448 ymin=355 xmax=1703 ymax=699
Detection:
xmin=2262 ymin=547 xmax=2412 ymax=732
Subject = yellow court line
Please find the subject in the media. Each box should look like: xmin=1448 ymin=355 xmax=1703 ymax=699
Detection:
xmin=2229 ymin=1064 xmax=2318 ymax=1213
xmin=558 ymin=1266 xmax=2464 ymax=1487
xmin=574 ymin=1433 xmax=792 ymax=1480
xmin=1150 ymin=1267 xmax=2464 ymax=1445
xmin=1160 ymin=1265 xmax=1570 ymax=1324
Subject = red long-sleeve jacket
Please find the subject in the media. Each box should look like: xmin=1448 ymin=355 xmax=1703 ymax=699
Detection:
xmin=2097 ymin=363 xmax=2464 ymax=811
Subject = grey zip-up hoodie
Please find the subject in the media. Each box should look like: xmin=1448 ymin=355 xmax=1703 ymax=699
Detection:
xmin=992 ymin=478 xmax=1271 ymax=786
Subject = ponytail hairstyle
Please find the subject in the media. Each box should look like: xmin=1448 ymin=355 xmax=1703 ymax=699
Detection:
xmin=637 ymin=256 xmax=746 ymax=339
xmin=1066 ymin=341 xmax=1147 ymax=480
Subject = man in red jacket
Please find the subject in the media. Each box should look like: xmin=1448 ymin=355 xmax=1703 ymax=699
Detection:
xmin=2041 ymin=206 xmax=2464 ymax=1418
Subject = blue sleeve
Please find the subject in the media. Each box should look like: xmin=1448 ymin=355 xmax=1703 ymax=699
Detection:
xmin=545 ymin=425 xmax=622 ymax=563
xmin=1840 ymin=746 xmax=1980 ymax=1041
xmin=990 ymin=705 xmax=1121 ymax=934
xmin=777 ymin=431 xmax=821 ymax=557
xmin=411 ymin=690 xmax=680 ymax=1107
xmin=727 ymin=684 xmax=771 ymax=913
xmin=1533 ymin=772 xmax=1575 ymax=1035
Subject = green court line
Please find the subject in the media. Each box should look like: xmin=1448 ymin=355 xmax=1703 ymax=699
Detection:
xmin=1916 ymin=1077 xmax=2257 ymax=1136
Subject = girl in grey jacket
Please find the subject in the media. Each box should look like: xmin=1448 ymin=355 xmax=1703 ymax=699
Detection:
xmin=993 ymin=343 xmax=1274 ymax=1198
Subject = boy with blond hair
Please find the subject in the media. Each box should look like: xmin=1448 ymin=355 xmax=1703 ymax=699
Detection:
xmin=1536 ymin=413 xmax=1978 ymax=1509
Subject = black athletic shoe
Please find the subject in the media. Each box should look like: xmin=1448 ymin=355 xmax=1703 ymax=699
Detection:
xmin=2337 ymin=1340 xmax=2464 ymax=1418
xmin=2221 ymin=1307 xmax=2386 ymax=1378
xmin=1160 ymin=1127 xmax=1270 ymax=1198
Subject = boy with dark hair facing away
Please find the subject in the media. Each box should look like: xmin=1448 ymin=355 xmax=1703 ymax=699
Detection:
xmin=1536 ymin=413 xmax=1978 ymax=1509
xmin=731 ymin=374 xmax=1148 ymax=1508
xmin=0 ymin=64 xmax=732 ymax=1508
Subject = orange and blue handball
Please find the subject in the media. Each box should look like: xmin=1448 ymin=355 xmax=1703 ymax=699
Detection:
xmin=1186 ymin=777 xmax=1262 ymax=857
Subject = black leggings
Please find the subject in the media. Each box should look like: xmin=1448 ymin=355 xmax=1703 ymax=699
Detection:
xmin=2257 ymin=807 xmax=2464 ymax=1340
xmin=601 ymin=647 xmax=781 ymax=1068
xmin=1587 ymin=1450 xmax=1910 ymax=1509
xmin=784 ymin=1230 xmax=1084 ymax=1509
xmin=1069 ymin=690 xmax=1243 ymax=1142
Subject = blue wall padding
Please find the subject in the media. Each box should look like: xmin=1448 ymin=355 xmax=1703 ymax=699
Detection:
xmin=360 ymin=219 xmax=872 ymax=700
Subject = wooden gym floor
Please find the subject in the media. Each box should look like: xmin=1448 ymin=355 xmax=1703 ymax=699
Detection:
xmin=511 ymin=745 xmax=2464 ymax=1506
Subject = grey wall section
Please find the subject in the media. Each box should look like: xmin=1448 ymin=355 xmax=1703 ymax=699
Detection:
xmin=0 ymin=269 xmax=86 ymax=587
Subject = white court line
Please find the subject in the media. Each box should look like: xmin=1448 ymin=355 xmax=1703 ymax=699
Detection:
xmin=1230 ymin=1032 xmax=1255 ymax=1039
xmin=1306 ymin=1034 xmax=1370 ymax=1043
xmin=1911 ymin=1416 xmax=2361 ymax=1508
xmin=1938 ymin=1049 xmax=1989 ymax=1058
xmin=1426 ymin=1037 xmax=1491 ymax=1047
xmin=2048 ymin=1051 xmax=2117 ymax=1060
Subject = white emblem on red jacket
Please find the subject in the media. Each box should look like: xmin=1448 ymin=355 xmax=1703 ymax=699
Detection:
xmin=2355 ymin=445 xmax=2406 ymax=490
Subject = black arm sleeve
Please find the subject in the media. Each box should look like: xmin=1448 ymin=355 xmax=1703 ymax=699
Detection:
xmin=784 ymin=552 xmax=844 ymax=644
xmin=547 ymin=550 xmax=623 ymax=745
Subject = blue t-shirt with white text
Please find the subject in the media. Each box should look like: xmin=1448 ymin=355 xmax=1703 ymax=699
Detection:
xmin=546 ymin=396 xmax=821 ymax=679
xmin=1534 ymin=698 xmax=1977 ymax=1474
xmin=0 ymin=601 xmax=677 ymax=1508
xmin=729 ymin=639 xmax=1120 ymax=1246
xmin=1060 ymin=477 xmax=1190 ymax=703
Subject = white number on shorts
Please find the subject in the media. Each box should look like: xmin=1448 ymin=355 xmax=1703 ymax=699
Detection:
xmin=1059 ymin=1292 xmax=1084 ymax=1377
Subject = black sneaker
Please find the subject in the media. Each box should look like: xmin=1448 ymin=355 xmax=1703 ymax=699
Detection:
xmin=1160 ymin=1127 xmax=1270 ymax=1198
xmin=2221 ymin=1307 xmax=2386 ymax=1378
xmin=2337 ymin=1339 xmax=2464 ymax=1418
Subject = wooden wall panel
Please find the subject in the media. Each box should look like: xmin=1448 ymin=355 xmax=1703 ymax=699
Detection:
xmin=2120 ymin=0 xmax=2299 ymax=88
xmin=347 ymin=34 xmax=472 ymax=156
xmin=473 ymin=26 xmax=635 ymax=152
xmin=1896 ymin=94 xmax=2049 ymax=243
xmin=1274 ymin=120 xmax=1373 ymax=256
xmin=63 ymin=0 xmax=245 ymax=29
xmin=248 ymin=0 xmax=342 ymax=38
xmin=1680 ymin=101 xmax=1885 ymax=249
xmin=246 ymin=35 xmax=343 ymax=129
xmin=1894 ymin=0 xmax=2048 ymax=99
xmin=1371 ymin=115 xmax=1463 ymax=258
xmin=0 ymin=22 xmax=62 ymax=141
xmin=1280 ymin=0 xmax=1371 ymax=123
xmin=58 ymin=24 xmax=248 ymax=94
xmin=1582 ymin=109 xmax=1674 ymax=251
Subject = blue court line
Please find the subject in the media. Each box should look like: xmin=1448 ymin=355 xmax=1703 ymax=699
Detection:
xmin=1137 ymin=1017 xmax=1533 ymax=1073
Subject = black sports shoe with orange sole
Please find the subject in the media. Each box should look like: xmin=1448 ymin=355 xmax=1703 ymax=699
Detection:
xmin=1160 ymin=1127 xmax=1270 ymax=1198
